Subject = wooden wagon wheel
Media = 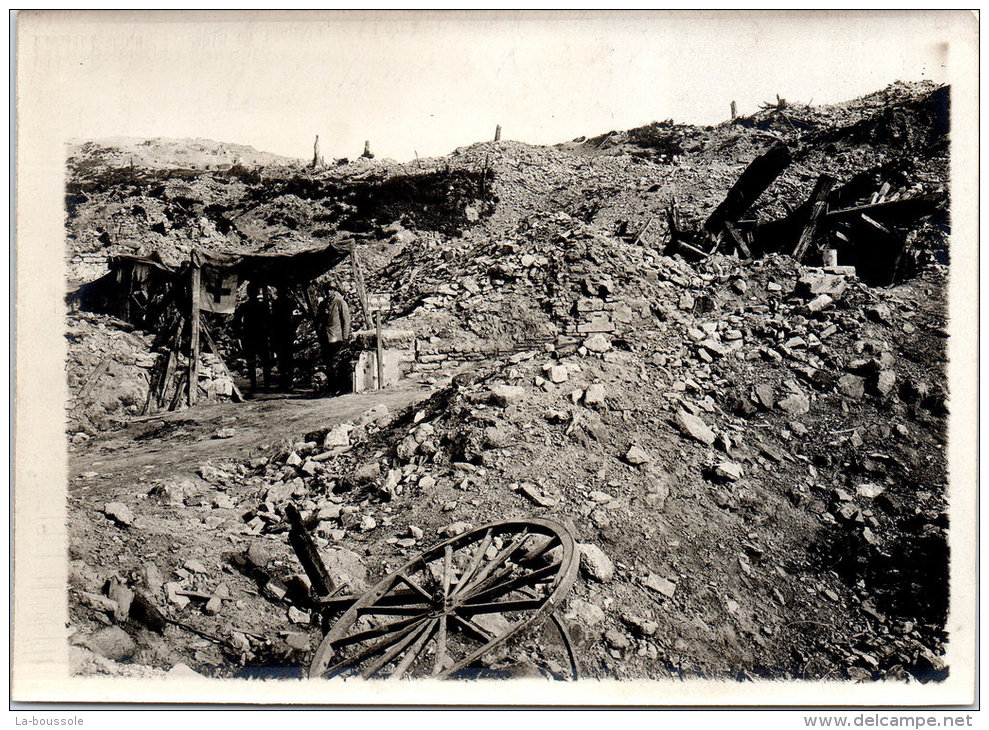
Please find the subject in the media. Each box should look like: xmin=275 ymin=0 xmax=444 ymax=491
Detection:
xmin=309 ymin=518 xmax=579 ymax=680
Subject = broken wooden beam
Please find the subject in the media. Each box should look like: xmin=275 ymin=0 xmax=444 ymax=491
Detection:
xmin=632 ymin=216 xmax=656 ymax=246
xmin=676 ymin=239 xmax=709 ymax=258
xmin=286 ymin=503 xmax=335 ymax=598
xmin=724 ymin=221 xmax=752 ymax=258
xmin=792 ymin=174 xmax=836 ymax=263
xmin=704 ymin=143 xmax=792 ymax=235
xmin=825 ymin=193 xmax=944 ymax=221
xmin=860 ymin=213 xmax=890 ymax=234
xmin=77 ymin=358 xmax=110 ymax=402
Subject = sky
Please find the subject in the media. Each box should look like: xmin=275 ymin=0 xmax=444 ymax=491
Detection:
xmin=20 ymin=10 xmax=967 ymax=163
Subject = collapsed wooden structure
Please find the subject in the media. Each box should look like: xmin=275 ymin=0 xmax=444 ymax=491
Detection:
xmin=665 ymin=142 xmax=948 ymax=283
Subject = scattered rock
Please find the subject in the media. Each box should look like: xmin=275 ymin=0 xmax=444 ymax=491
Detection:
xmin=319 ymin=547 xmax=369 ymax=593
xmin=357 ymin=404 xmax=389 ymax=426
xmin=625 ymin=445 xmax=651 ymax=466
xmin=548 ymin=365 xmax=569 ymax=383
xmin=183 ymin=559 xmax=207 ymax=574
xmin=713 ymin=461 xmax=744 ymax=482
xmin=488 ymin=384 xmax=525 ymax=407
xmin=578 ymin=543 xmax=615 ymax=583
xmin=583 ymin=334 xmax=612 ymax=353
xmin=85 ymin=626 xmax=135 ymax=661
xmin=644 ymin=573 xmax=677 ymax=598
xmin=875 ymin=369 xmax=897 ymax=397
xmin=806 ymin=294 xmax=834 ymax=313
xmin=323 ymin=423 xmax=354 ymax=449
xmin=604 ymin=629 xmax=630 ymax=650
xmin=166 ymin=663 xmax=200 ymax=678
xmin=438 ymin=521 xmax=472 ymax=538
xmin=674 ymin=409 xmax=716 ymax=446
xmin=838 ymin=374 xmax=866 ymax=399
xmin=287 ymin=606 xmax=310 ymax=625
xmin=753 ymin=383 xmax=775 ymax=410
xmin=103 ymin=502 xmax=134 ymax=527
xmin=778 ymin=393 xmax=810 ymax=415
xmin=284 ymin=632 xmax=310 ymax=651
xmin=565 ymin=599 xmax=606 ymax=626
xmin=583 ymin=383 xmax=607 ymax=407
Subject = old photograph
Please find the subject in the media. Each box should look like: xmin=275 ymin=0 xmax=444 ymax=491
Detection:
xmin=13 ymin=10 xmax=979 ymax=705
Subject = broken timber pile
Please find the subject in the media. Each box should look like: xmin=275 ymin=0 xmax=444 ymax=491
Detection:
xmin=668 ymin=139 xmax=947 ymax=284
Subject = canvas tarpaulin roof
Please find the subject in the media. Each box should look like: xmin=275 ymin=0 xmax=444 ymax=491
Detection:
xmin=106 ymin=239 xmax=354 ymax=286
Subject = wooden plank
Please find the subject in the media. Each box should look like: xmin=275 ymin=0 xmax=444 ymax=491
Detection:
xmin=285 ymin=504 xmax=335 ymax=597
xmin=792 ymin=174 xmax=836 ymax=263
xmin=632 ymin=216 xmax=656 ymax=246
xmin=676 ymin=239 xmax=709 ymax=258
xmin=188 ymin=262 xmax=201 ymax=406
xmin=825 ymin=193 xmax=944 ymax=220
xmin=861 ymin=213 xmax=890 ymax=234
xmin=77 ymin=358 xmax=110 ymax=402
xmin=724 ymin=222 xmax=752 ymax=258
xmin=705 ymin=143 xmax=791 ymax=234
xmin=199 ymin=315 xmax=244 ymax=403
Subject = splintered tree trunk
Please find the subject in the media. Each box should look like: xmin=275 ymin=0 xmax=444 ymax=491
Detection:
xmin=313 ymin=134 xmax=322 ymax=169
xmin=362 ymin=140 xmax=374 ymax=159
xmin=730 ymin=101 xmax=737 ymax=120
xmin=792 ymin=174 xmax=836 ymax=263
xmin=494 ymin=124 xmax=502 ymax=141
xmin=704 ymin=143 xmax=792 ymax=235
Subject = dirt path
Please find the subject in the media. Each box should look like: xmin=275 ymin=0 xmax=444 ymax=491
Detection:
xmin=69 ymin=384 xmax=436 ymax=498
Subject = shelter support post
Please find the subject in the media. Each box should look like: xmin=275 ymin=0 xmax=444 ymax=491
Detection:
xmin=375 ymin=309 xmax=384 ymax=390
xmin=189 ymin=261 xmax=201 ymax=406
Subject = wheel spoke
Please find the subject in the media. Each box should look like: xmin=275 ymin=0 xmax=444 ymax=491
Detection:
xmin=456 ymin=529 xmax=531 ymax=598
xmin=358 ymin=602 xmax=435 ymax=616
xmin=321 ymin=616 xmax=428 ymax=679
xmin=361 ymin=619 xmax=434 ymax=679
xmin=463 ymin=561 xmax=562 ymax=604
xmin=450 ymin=528 xmax=494 ymax=598
xmin=334 ymin=615 xmax=425 ymax=649
xmin=456 ymin=598 xmax=544 ymax=615
xmin=431 ymin=614 xmax=448 ymax=676
xmin=441 ymin=545 xmax=452 ymax=600
xmin=449 ymin=610 xmax=497 ymax=643
xmin=458 ymin=537 xmax=553 ymax=600
xmin=387 ymin=618 xmax=439 ymax=680
xmin=396 ymin=572 xmax=433 ymax=602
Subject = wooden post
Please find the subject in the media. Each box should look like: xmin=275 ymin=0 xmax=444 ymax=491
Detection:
xmin=494 ymin=124 xmax=502 ymax=141
xmin=375 ymin=309 xmax=384 ymax=390
xmin=188 ymin=261 xmax=201 ymax=405
xmin=792 ymin=174 xmax=836 ymax=263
